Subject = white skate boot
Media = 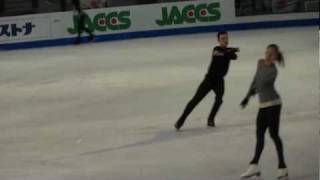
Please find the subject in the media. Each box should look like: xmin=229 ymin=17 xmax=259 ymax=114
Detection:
xmin=277 ymin=168 xmax=288 ymax=180
xmin=240 ymin=164 xmax=261 ymax=179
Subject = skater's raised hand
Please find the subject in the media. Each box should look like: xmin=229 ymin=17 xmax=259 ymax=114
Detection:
xmin=240 ymin=97 xmax=249 ymax=109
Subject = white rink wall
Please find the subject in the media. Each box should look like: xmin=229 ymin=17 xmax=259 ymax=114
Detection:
xmin=0 ymin=0 xmax=318 ymax=49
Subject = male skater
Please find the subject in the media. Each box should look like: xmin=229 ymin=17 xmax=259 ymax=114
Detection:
xmin=175 ymin=31 xmax=239 ymax=130
xmin=72 ymin=0 xmax=95 ymax=44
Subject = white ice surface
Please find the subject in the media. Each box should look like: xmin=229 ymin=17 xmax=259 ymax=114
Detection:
xmin=0 ymin=27 xmax=318 ymax=180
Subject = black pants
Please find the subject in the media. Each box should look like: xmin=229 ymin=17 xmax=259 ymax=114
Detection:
xmin=75 ymin=13 xmax=94 ymax=43
xmin=250 ymin=105 xmax=287 ymax=168
xmin=177 ymin=78 xmax=224 ymax=125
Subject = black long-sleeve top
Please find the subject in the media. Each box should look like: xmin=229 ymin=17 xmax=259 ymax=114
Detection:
xmin=205 ymin=46 xmax=238 ymax=80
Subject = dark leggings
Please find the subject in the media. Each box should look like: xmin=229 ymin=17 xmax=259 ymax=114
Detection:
xmin=250 ymin=105 xmax=287 ymax=168
xmin=177 ymin=79 xmax=224 ymax=125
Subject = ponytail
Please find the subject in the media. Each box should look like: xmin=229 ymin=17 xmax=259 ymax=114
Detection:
xmin=268 ymin=44 xmax=285 ymax=67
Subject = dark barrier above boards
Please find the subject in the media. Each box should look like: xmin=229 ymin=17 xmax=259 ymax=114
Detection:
xmin=235 ymin=0 xmax=319 ymax=16
xmin=0 ymin=0 xmax=196 ymax=17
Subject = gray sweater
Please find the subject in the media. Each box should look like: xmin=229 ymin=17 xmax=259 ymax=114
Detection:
xmin=247 ymin=60 xmax=281 ymax=103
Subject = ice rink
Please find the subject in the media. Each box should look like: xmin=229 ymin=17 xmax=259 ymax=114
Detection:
xmin=0 ymin=26 xmax=318 ymax=180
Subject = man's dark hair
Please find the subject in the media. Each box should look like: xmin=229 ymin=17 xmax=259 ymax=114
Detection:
xmin=217 ymin=31 xmax=228 ymax=39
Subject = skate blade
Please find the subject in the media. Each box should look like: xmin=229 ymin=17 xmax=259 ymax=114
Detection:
xmin=244 ymin=176 xmax=262 ymax=180
xmin=241 ymin=173 xmax=262 ymax=180
xmin=277 ymin=175 xmax=289 ymax=180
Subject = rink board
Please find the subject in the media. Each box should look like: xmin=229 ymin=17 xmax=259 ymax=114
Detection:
xmin=0 ymin=0 xmax=318 ymax=50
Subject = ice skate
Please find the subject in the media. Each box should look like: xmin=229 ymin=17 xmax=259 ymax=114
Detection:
xmin=89 ymin=35 xmax=96 ymax=42
xmin=240 ymin=164 xmax=261 ymax=179
xmin=174 ymin=119 xmax=184 ymax=130
xmin=207 ymin=120 xmax=215 ymax=127
xmin=277 ymin=168 xmax=288 ymax=180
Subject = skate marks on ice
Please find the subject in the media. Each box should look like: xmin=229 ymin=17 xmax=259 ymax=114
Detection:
xmin=273 ymin=173 xmax=316 ymax=180
xmin=66 ymin=116 xmax=267 ymax=159
xmin=43 ymin=124 xmax=216 ymax=163
xmin=42 ymin=108 xmax=317 ymax=164
xmin=42 ymin=116 xmax=239 ymax=162
xmin=287 ymin=173 xmax=317 ymax=180
xmin=240 ymin=173 xmax=316 ymax=180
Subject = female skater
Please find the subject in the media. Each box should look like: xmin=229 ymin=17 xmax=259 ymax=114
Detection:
xmin=240 ymin=44 xmax=288 ymax=180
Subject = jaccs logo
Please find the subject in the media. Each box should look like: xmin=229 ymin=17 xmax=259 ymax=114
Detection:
xmin=68 ymin=11 xmax=131 ymax=34
xmin=156 ymin=2 xmax=221 ymax=26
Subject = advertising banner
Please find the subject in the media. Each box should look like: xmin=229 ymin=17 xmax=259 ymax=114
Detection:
xmin=63 ymin=1 xmax=224 ymax=36
xmin=0 ymin=0 xmax=318 ymax=47
xmin=0 ymin=16 xmax=51 ymax=42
